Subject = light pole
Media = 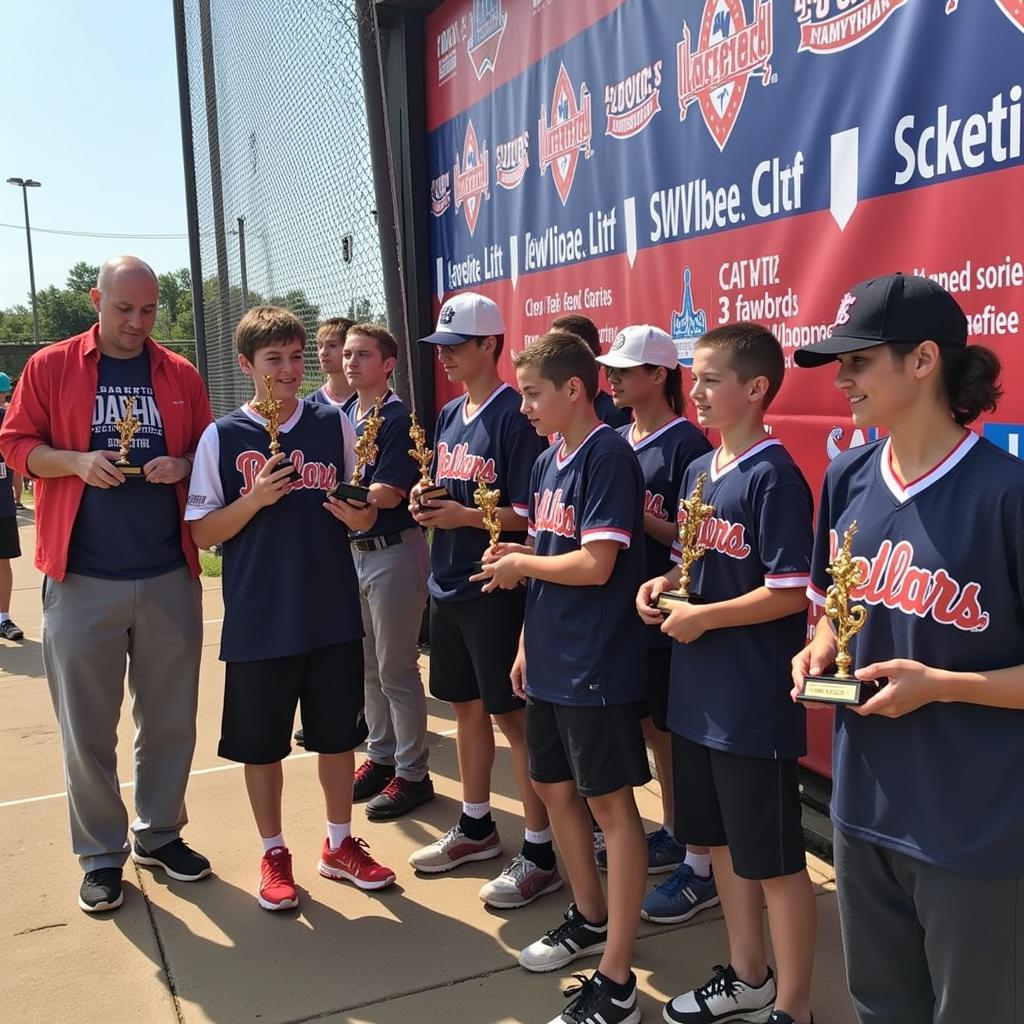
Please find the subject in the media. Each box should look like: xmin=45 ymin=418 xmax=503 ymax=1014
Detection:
xmin=6 ymin=177 xmax=42 ymax=344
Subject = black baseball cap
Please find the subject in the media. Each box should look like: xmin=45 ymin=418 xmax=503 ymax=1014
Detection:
xmin=794 ymin=273 xmax=969 ymax=368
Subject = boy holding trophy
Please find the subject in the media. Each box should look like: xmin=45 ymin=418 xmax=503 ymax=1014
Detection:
xmin=638 ymin=324 xmax=816 ymax=1024
xmin=186 ymin=306 xmax=396 ymax=911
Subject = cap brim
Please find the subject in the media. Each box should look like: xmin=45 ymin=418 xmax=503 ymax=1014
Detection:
xmin=595 ymin=353 xmax=645 ymax=368
xmin=419 ymin=330 xmax=477 ymax=346
xmin=793 ymin=335 xmax=887 ymax=367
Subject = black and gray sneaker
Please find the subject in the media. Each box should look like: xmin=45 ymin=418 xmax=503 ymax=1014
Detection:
xmin=664 ymin=963 xmax=776 ymax=1024
xmin=293 ymin=728 xmax=305 ymax=748
xmin=768 ymin=1012 xmax=814 ymax=1024
xmin=546 ymin=972 xmax=642 ymax=1024
xmin=79 ymin=868 xmax=124 ymax=912
xmin=366 ymin=775 xmax=435 ymax=820
xmin=132 ymin=838 xmax=212 ymax=881
xmin=0 ymin=619 xmax=24 ymax=641
xmin=518 ymin=903 xmax=608 ymax=973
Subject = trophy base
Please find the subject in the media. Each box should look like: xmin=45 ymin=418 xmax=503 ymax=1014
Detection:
xmin=116 ymin=464 xmax=146 ymax=479
xmin=331 ymin=481 xmax=371 ymax=505
xmin=797 ymin=675 xmax=869 ymax=706
xmin=416 ymin=485 xmax=450 ymax=508
xmin=656 ymin=590 xmax=704 ymax=611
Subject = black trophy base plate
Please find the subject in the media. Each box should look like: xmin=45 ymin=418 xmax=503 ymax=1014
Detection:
xmin=331 ymin=481 xmax=371 ymax=505
xmin=656 ymin=590 xmax=704 ymax=611
xmin=416 ymin=485 xmax=450 ymax=508
xmin=798 ymin=675 xmax=869 ymax=706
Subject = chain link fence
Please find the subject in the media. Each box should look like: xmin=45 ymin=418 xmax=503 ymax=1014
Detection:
xmin=178 ymin=0 xmax=386 ymax=414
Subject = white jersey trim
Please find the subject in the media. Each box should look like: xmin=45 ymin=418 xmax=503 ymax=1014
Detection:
xmin=461 ymin=382 xmax=509 ymax=425
xmin=765 ymin=573 xmax=811 ymax=589
xmin=710 ymin=437 xmax=781 ymax=482
xmin=581 ymin=526 xmax=631 ymax=548
xmin=556 ymin=423 xmax=608 ymax=471
xmin=184 ymin=421 xmax=224 ymax=520
xmin=627 ymin=416 xmax=688 ymax=451
xmin=879 ymin=430 xmax=977 ymax=504
xmin=806 ymin=581 xmax=827 ymax=608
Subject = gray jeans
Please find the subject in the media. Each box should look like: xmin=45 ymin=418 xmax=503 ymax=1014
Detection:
xmin=835 ymin=828 xmax=1024 ymax=1024
xmin=42 ymin=567 xmax=203 ymax=871
xmin=352 ymin=528 xmax=429 ymax=781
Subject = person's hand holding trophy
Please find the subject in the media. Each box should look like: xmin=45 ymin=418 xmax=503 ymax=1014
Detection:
xmin=659 ymin=472 xmax=714 ymax=609
xmin=251 ymin=374 xmax=301 ymax=483
xmin=408 ymin=410 xmax=449 ymax=508
xmin=112 ymin=396 xmax=145 ymax=479
xmin=331 ymin=393 xmax=384 ymax=504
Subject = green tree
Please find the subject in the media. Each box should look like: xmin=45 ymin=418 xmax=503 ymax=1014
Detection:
xmin=35 ymin=285 xmax=96 ymax=341
xmin=65 ymin=261 xmax=101 ymax=293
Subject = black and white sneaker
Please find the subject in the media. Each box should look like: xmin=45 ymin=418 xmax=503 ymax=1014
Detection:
xmin=664 ymin=963 xmax=776 ymax=1024
xmin=79 ymin=868 xmax=124 ymax=912
xmin=518 ymin=903 xmax=608 ymax=973
xmin=546 ymin=972 xmax=642 ymax=1024
xmin=0 ymin=619 xmax=24 ymax=641
xmin=768 ymin=1012 xmax=814 ymax=1024
xmin=132 ymin=838 xmax=212 ymax=881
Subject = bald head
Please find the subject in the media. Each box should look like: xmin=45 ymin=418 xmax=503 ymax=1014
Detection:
xmin=91 ymin=255 xmax=160 ymax=357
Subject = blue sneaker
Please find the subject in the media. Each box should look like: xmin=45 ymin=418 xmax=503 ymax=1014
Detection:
xmin=596 ymin=827 xmax=686 ymax=874
xmin=641 ymin=862 xmax=720 ymax=924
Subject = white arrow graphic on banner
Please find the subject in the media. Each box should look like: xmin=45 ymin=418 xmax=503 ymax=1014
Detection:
xmin=509 ymin=235 xmax=519 ymax=289
xmin=623 ymin=197 xmax=637 ymax=268
xmin=830 ymin=128 xmax=859 ymax=231
xmin=436 ymin=257 xmax=445 ymax=303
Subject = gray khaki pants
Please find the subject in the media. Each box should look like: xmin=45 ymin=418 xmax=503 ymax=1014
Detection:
xmin=835 ymin=828 xmax=1024 ymax=1024
xmin=353 ymin=529 xmax=429 ymax=781
xmin=42 ymin=567 xmax=203 ymax=871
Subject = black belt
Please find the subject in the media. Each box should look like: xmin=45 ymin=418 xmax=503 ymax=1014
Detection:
xmin=351 ymin=532 xmax=405 ymax=552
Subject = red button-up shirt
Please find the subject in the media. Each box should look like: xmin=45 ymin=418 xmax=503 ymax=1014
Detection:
xmin=0 ymin=325 xmax=212 ymax=581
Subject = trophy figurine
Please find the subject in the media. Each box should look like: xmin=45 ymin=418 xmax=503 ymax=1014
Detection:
xmin=473 ymin=472 xmax=502 ymax=569
xmin=408 ymin=410 xmax=449 ymax=507
xmin=332 ymin=393 xmax=384 ymax=504
xmin=798 ymin=521 xmax=871 ymax=705
xmin=658 ymin=472 xmax=714 ymax=610
xmin=113 ymin=395 xmax=145 ymax=478
xmin=251 ymin=374 xmax=300 ymax=481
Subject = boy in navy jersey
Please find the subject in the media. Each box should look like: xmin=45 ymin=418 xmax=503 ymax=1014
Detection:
xmin=551 ymin=314 xmax=631 ymax=429
xmin=793 ymin=274 xmax=1023 ymax=1024
xmin=409 ymin=293 xmax=559 ymax=910
xmin=186 ymin=306 xmax=396 ymax=911
xmin=638 ymin=325 xmax=816 ymax=1024
xmin=306 ymin=317 xmax=355 ymax=407
xmin=478 ymin=332 xmax=649 ymax=1024
xmin=596 ymin=326 xmax=718 ymax=914
xmin=340 ymin=323 xmax=433 ymax=820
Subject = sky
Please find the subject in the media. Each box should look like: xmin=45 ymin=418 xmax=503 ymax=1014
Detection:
xmin=0 ymin=1 xmax=191 ymax=308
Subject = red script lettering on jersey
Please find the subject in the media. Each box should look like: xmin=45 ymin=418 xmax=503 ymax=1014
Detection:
xmin=436 ymin=441 xmax=497 ymax=484
xmin=534 ymin=487 xmax=577 ymax=538
xmin=237 ymin=450 xmax=338 ymax=495
xmin=645 ymin=490 xmax=668 ymax=520
xmin=679 ymin=508 xmax=752 ymax=559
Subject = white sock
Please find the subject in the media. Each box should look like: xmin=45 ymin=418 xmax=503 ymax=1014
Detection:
xmin=261 ymin=833 xmax=285 ymax=853
xmin=685 ymin=850 xmax=712 ymax=878
xmin=462 ymin=800 xmax=490 ymax=819
xmin=524 ymin=826 xmax=553 ymax=845
xmin=0 ymin=612 xmax=9 ymax=623
xmin=327 ymin=821 xmax=351 ymax=850
xmin=663 ymin=819 xmax=673 ymax=835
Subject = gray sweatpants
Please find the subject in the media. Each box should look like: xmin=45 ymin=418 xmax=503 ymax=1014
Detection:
xmin=835 ymin=828 xmax=1024 ymax=1024
xmin=353 ymin=529 xmax=430 ymax=781
xmin=42 ymin=567 xmax=203 ymax=871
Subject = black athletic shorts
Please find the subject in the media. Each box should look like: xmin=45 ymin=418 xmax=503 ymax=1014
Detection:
xmin=672 ymin=732 xmax=805 ymax=880
xmin=219 ymin=639 xmax=367 ymax=764
xmin=640 ymin=645 xmax=671 ymax=732
xmin=428 ymin=589 xmax=525 ymax=715
xmin=527 ymin=696 xmax=651 ymax=798
xmin=0 ymin=515 xmax=20 ymax=560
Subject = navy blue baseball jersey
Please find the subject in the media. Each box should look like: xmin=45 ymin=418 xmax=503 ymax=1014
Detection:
xmin=594 ymin=389 xmax=632 ymax=430
xmin=306 ymin=384 xmax=347 ymax=407
xmin=667 ymin=438 xmax=812 ymax=759
xmin=0 ymin=407 xmax=14 ymax=519
xmin=428 ymin=383 xmax=546 ymax=602
xmin=342 ymin=391 xmax=419 ymax=540
xmin=524 ymin=424 xmax=648 ymax=706
xmin=186 ymin=401 xmax=362 ymax=662
xmin=67 ymin=350 xmax=184 ymax=580
xmin=811 ymin=432 xmax=1024 ymax=876
xmin=619 ymin=417 xmax=712 ymax=651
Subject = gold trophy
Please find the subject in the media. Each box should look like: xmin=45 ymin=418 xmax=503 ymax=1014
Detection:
xmin=332 ymin=393 xmax=384 ymax=504
xmin=251 ymin=374 xmax=300 ymax=480
xmin=113 ymin=396 xmax=145 ymax=478
xmin=798 ymin=521 xmax=871 ymax=706
xmin=408 ymin=410 xmax=449 ymax=506
xmin=472 ymin=472 xmax=502 ymax=570
xmin=658 ymin=472 xmax=714 ymax=609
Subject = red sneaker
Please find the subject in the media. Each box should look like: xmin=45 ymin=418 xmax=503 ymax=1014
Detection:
xmin=318 ymin=836 xmax=396 ymax=890
xmin=258 ymin=846 xmax=299 ymax=911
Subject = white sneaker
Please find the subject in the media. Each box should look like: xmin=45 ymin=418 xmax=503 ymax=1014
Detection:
xmin=478 ymin=854 xmax=563 ymax=909
xmin=664 ymin=963 xmax=776 ymax=1023
xmin=518 ymin=903 xmax=607 ymax=973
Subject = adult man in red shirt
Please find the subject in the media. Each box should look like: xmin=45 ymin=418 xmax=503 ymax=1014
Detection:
xmin=0 ymin=256 xmax=213 ymax=912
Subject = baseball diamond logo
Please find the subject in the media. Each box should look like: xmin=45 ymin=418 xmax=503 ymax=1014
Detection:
xmin=454 ymin=119 xmax=490 ymax=236
xmin=677 ymin=0 xmax=775 ymax=152
xmin=467 ymin=0 xmax=508 ymax=79
xmin=794 ymin=0 xmax=908 ymax=55
xmin=945 ymin=0 xmax=1024 ymax=32
xmin=538 ymin=63 xmax=593 ymax=206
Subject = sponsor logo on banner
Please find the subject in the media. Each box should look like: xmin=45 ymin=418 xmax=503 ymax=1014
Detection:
xmin=495 ymin=130 xmax=530 ymax=190
xmin=794 ymin=0 xmax=908 ymax=55
xmin=677 ymin=0 xmax=775 ymax=151
xmin=538 ymin=63 xmax=593 ymax=205
xmin=431 ymin=171 xmax=452 ymax=217
xmin=825 ymin=425 xmax=878 ymax=460
xmin=605 ymin=60 xmax=664 ymax=140
xmin=467 ymin=0 xmax=508 ymax=79
xmin=437 ymin=19 xmax=461 ymax=83
xmin=454 ymin=119 xmax=490 ymax=236
xmin=945 ymin=0 xmax=1024 ymax=32
xmin=671 ymin=268 xmax=708 ymax=366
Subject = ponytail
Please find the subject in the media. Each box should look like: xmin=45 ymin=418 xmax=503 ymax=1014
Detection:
xmin=944 ymin=344 xmax=1002 ymax=426
xmin=662 ymin=365 xmax=685 ymax=416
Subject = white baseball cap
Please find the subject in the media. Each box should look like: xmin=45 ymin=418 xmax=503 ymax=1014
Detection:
xmin=420 ymin=292 xmax=505 ymax=346
xmin=596 ymin=325 xmax=679 ymax=369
